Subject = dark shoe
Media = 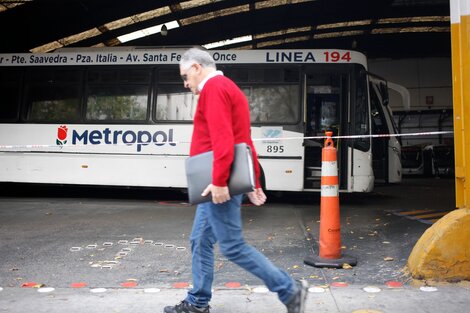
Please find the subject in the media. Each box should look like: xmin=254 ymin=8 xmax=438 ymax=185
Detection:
xmin=285 ymin=279 xmax=308 ymax=313
xmin=163 ymin=301 xmax=210 ymax=313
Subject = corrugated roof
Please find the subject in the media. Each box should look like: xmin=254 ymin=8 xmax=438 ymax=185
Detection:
xmin=0 ymin=0 xmax=451 ymax=58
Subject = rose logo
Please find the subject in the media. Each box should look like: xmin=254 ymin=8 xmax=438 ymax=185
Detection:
xmin=56 ymin=125 xmax=68 ymax=146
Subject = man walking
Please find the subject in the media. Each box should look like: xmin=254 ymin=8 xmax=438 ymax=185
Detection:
xmin=164 ymin=47 xmax=308 ymax=313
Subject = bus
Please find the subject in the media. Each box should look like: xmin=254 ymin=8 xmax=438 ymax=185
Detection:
xmin=0 ymin=47 xmax=402 ymax=193
xmin=401 ymin=144 xmax=454 ymax=177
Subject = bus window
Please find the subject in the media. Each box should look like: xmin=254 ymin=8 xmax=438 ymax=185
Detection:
xmin=155 ymin=67 xmax=300 ymax=124
xmin=158 ymin=69 xmax=184 ymax=82
xmin=306 ymin=76 xmax=342 ymax=137
xmin=155 ymin=83 xmax=299 ymax=124
xmin=225 ymin=67 xmax=300 ymax=124
xmin=354 ymin=68 xmax=370 ymax=151
xmin=87 ymin=68 xmax=150 ymax=83
xmin=85 ymin=68 xmax=151 ymax=122
xmin=0 ymin=69 xmax=21 ymax=122
xmin=227 ymin=68 xmax=299 ymax=83
xmin=86 ymin=85 xmax=149 ymax=121
xmin=243 ymin=85 xmax=299 ymax=123
xmin=25 ymin=68 xmax=82 ymax=122
xmin=156 ymin=85 xmax=197 ymax=121
xmin=370 ymin=87 xmax=388 ymax=180
xmin=401 ymin=145 xmax=424 ymax=175
xmin=369 ymin=77 xmax=402 ymax=183
xmin=156 ymin=69 xmax=198 ymax=121
xmin=320 ymin=99 xmax=338 ymax=130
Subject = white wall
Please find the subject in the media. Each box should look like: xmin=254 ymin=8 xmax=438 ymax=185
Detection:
xmin=368 ymin=57 xmax=453 ymax=147
xmin=368 ymin=57 xmax=453 ymax=111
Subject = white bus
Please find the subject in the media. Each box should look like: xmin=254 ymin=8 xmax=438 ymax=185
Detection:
xmin=0 ymin=47 xmax=402 ymax=193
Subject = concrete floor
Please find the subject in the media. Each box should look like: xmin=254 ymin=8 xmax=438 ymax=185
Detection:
xmin=2 ymin=177 xmax=467 ymax=313
xmin=0 ymin=177 xmax=455 ymax=290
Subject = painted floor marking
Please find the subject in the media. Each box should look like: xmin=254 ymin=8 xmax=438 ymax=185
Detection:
xmin=387 ymin=209 xmax=453 ymax=224
xmin=396 ymin=209 xmax=438 ymax=215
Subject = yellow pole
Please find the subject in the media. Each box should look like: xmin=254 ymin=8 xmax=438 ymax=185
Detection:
xmin=406 ymin=0 xmax=470 ymax=281
xmin=452 ymin=0 xmax=465 ymax=208
xmin=459 ymin=0 xmax=470 ymax=207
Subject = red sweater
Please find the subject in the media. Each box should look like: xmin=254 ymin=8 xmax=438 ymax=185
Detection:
xmin=190 ymin=74 xmax=261 ymax=188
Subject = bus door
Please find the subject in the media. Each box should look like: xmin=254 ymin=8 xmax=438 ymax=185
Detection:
xmin=304 ymin=70 xmax=348 ymax=190
xmin=369 ymin=78 xmax=402 ymax=183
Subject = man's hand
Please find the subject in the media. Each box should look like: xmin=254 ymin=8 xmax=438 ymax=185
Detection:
xmin=247 ymin=188 xmax=267 ymax=206
xmin=202 ymin=184 xmax=230 ymax=204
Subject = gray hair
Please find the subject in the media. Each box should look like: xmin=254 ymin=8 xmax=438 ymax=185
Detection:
xmin=180 ymin=47 xmax=217 ymax=70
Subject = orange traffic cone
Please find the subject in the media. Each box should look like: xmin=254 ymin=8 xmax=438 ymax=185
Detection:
xmin=304 ymin=131 xmax=357 ymax=268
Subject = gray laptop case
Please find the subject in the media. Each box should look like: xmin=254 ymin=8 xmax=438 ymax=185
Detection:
xmin=185 ymin=143 xmax=256 ymax=204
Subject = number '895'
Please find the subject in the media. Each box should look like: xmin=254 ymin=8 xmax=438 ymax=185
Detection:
xmin=266 ymin=145 xmax=284 ymax=153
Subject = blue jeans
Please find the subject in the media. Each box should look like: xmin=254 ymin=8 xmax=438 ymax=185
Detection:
xmin=185 ymin=194 xmax=296 ymax=307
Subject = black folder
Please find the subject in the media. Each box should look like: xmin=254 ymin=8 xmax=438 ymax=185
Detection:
xmin=185 ymin=143 xmax=256 ymax=204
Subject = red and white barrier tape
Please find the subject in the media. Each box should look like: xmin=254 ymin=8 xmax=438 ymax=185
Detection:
xmin=0 ymin=130 xmax=454 ymax=150
xmin=252 ymin=130 xmax=454 ymax=142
